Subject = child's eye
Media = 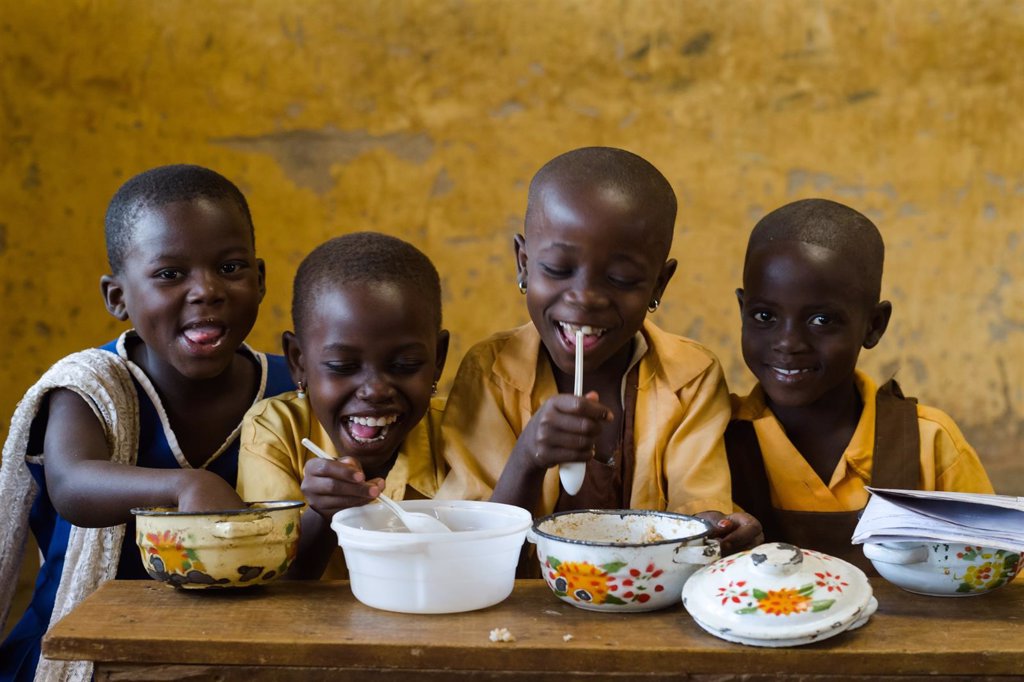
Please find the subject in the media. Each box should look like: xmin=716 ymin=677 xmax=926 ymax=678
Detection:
xmin=809 ymin=314 xmax=832 ymax=326
xmin=391 ymin=360 xmax=427 ymax=375
xmin=219 ymin=261 xmax=246 ymax=275
xmin=538 ymin=263 xmax=571 ymax=278
xmin=608 ymin=275 xmax=642 ymax=289
xmin=154 ymin=269 xmax=182 ymax=281
xmin=325 ymin=361 xmax=360 ymax=375
xmin=751 ymin=311 xmax=775 ymax=323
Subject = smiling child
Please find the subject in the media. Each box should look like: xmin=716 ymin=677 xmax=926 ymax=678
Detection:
xmin=728 ymin=198 xmax=994 ymax=568
xmin=236 ymin=232 xmax=449 ymax=579
xmin=0 ymin=165 xmax=293 ymax=680
xmin=437 ymin=147 xmax=762 ymax=555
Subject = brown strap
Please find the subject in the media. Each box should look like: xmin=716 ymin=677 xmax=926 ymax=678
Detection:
xmin=871 ymin=379 xmax=920 ymax=489
xmin=725 ymin=420 xmax=782 ymax=542
xmin=727 ymin=378 xmax=920 ymax=560
xmin=773 ymin=509 xmax=875 ymax=574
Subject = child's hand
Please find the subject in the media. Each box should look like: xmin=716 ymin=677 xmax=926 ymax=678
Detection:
xmin=519 ymin=390 xmax=613 ymax=471
xmin=696 ymin=510 xmax=764 ymax=556
xmin=177 ymin=469 xmax=247 ymax=513
xmin=301 ymin=456 xmax=384 ymax=520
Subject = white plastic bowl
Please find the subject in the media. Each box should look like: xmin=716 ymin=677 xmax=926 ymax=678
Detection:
xmin=331 ymin=499 xmax=532 ymax=614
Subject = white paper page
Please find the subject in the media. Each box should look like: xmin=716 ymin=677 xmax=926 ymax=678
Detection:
xmin=853 ymin=493 xmax=1024 ymax=553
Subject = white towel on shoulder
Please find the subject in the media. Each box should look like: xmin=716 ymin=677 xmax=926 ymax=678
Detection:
xmin=0 ymin=348 xmax=138 ymax=682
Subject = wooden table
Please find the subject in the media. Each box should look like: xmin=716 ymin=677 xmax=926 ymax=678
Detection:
xmin=43 ymin=579 xmax=1024 ymax=681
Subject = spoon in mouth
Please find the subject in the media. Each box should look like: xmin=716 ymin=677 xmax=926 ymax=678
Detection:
xmin=300 ymin=438 xmax=452 ymax=533
xmin=559 ymin=329 xmax=587 ymax=496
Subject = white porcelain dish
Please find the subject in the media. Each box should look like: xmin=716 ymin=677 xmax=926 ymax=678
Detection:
xmin=863 ymin=540 xmax=1023 ymax=597
xmin=331 ymin=499 xmax=532 ymax=614
xmin=683 ymin=542 xmax=876 ymax=647
xmin=527 ymin=509 xmax=719 ymax=612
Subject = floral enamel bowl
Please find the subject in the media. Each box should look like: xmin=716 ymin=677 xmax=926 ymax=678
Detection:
xmin=682 ymin=543 xmax=876 ymax=647
xmin=863 ymin=541 xmax=1023 ymax=596
xmin=527 ymin=509 xmax=720 ymax=612
xmin=331 ymin=499 xmax=532 ymax=614
xmin=132 ymin=501 xmax=303 ymax=589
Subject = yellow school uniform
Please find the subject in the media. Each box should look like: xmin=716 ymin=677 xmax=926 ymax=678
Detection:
xmin=237 ymin=391 xmax=447 ymax=578
xmin=729 ymin=370 xmax=994 ymax=513
xmin=435 ymin=320 xmax=733 ymax=516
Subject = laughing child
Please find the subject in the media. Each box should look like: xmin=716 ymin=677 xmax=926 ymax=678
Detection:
xmin=437 ymin=147 xmax=762 ymax=555
xmin=236 ymin=232 xmax=449 ymax=579
xmin=728 ymin=198 xmax=993 ymax=568
xmin=0 ymin=165 xmax=293 ymax=680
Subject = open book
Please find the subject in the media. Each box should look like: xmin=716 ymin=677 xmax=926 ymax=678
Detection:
xmin=851 ymin=488 xmax=1024 ymax=553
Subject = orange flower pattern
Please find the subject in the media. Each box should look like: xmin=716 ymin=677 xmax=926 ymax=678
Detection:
xmin=729 ymin=582 xmax=836 ymax=616
xmin=544 ymin=557 xmax=666 ymax=606
xmin=144 ymin=530 xmax=206 ymax=575
xmin=756 ymin=587 xmax=812 ymax=616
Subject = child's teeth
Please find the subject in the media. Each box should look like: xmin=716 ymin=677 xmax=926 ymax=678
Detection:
xmin=350 ymin=415 xmax=398 ymax=427
xmin=560 ymin=322 xmax=604 ymax=337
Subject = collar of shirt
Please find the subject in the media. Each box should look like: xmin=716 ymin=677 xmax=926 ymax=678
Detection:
xmin=734 ymin=369 xmax=878 ymax=490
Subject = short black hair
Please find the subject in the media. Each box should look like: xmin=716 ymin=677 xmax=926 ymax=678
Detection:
xmin=745 ymin=198 xmax=885 ymax=302
xmin=292 ymin=232 xmax=442 ymax=337
xmin=104 ymin=164 xmax=254 ymax=273
xmin=525 ymin=146 xmax=677 ymax=256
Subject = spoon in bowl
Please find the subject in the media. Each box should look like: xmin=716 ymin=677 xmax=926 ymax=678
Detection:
xmin=300 ymin=438 xmax=452 ymax=533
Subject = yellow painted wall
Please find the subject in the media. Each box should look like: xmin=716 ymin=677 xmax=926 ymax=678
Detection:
xmin=1 ymin=0 xmax=1021 ymax=493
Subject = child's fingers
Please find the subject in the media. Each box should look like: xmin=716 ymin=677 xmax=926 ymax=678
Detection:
xmin=303 ymin=456 xmax=366 ymax=484
xmin=554 ymin=393 xmax=614 ymax=422
xmin=709 ymin=513 xmax=764 ymax=556
xmin=302 ymin=468 xmax=377 ymax=501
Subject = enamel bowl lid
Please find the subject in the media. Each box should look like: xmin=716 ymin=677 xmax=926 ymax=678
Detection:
xmin=682 ymin=542 xmax=877 ymax=647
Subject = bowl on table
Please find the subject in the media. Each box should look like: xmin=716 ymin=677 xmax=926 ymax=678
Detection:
xmin=331 ymin=499 xmax=532 ymax=614
xmin=132 ymin=500 xmax=304 ymax=589
xmin=527 ymin=509 xmax=720 ymax=612
xmin=863 ymin=540 xmax=1023 ymax=596
xmin=683 ymin=542 xmax=877 ymax=647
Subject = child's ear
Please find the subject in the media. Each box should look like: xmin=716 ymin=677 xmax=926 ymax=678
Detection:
xmin=735 ymin=288 xmax=746 ymax=316
xmin=651 ymin=259 xmax=678 ymax=304
xmin=863 ymin=300 xmax=893 ymax=349
xmin=513 ymin=234 xmax=528 ymax=285
xmin=99 ymin=274 xmax=129 ymax=321
xmin=256 ymin=258 xmax=267 ymax=303
xmin=434 ymin=329 xmax=451 ymax=380
xmin=282 ymin=331 xmax=305 ymax=387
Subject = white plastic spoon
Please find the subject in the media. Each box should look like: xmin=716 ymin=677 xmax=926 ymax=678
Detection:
xmin=300 ymin=438 xmax=452 ymax=533
xmin=559 ymin=330 xmax=587 ymax=496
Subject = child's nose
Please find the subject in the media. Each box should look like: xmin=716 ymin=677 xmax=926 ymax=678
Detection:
xmin=565 ymin=277 xmax=610 ymax=309
xmin=187 ymin=271 xmax=226 ymax=304
xmin=356 ymin=374 xmax=396 ymax=403
xmin=772 ymin=320 xmax=810 ymax=353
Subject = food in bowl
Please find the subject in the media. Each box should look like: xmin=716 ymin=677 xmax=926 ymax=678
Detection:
xmin=863 ymin=541 xmax=1023 ymax=596
xmin=331 ymin=499 xmax=532 ymax=614
xmin=132 ymin=500 xmax=303 ymax=589
xmin=528 ymin=509 xmax=719 ymax=612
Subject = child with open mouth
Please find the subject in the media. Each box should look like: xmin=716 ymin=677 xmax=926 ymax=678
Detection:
xmin=436 ymin=147 xmax=762 ymax=558
xmin=237 ymin=232 xmax=449 ymax=579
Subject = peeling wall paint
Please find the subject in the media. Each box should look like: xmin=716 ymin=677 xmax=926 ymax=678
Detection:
xmin=1 ymin=0 xmax=1021 ymax=493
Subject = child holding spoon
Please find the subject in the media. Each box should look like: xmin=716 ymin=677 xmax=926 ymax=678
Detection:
xmin=437 ymin=147 xmax=762 ymax=555
xmin=236 ymin=232 xmax=450 ymax=579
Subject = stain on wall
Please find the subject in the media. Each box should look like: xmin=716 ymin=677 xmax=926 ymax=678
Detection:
xmin=1 ymin=0 xmax=1021 ymax=492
